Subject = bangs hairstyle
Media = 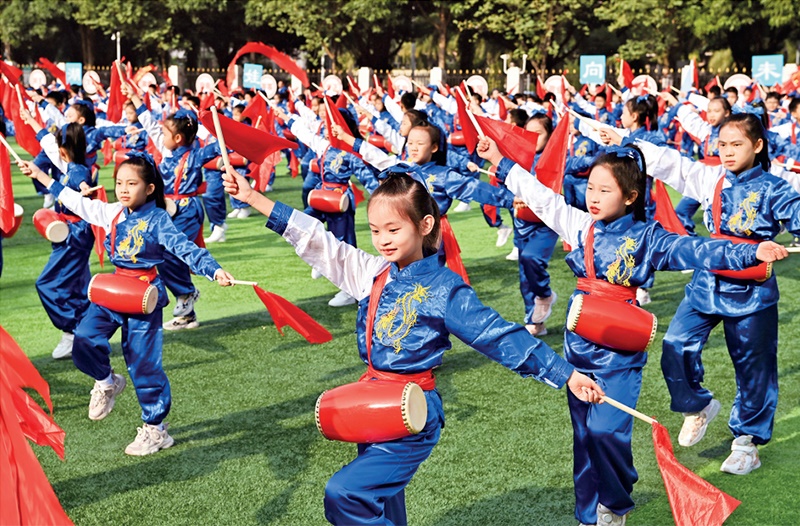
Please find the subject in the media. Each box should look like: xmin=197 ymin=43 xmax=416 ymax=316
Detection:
xmin=118 ymin=156 xmax=167 ymax=209
xmin=625 ymin=95 xmax=658 ymax=131
xmin=709 ymin=96 xmax=732 ymax=115
xmin=368 ymin=172 xmax=441 ymax=257
xmin=71 ymin=102 xmax=96 ymax=127
xmin=591 ymin=147 xmax=648 ymax=222
xmin=165 ymin=112 xmax=198 ymax=144
xmin=721 ymin=114 xmax=769 ymax=171
xmin=54 ymin=122 xmax=86 ymax=165
xmin=525 ymin=113 xmax=553 ymax=138
xmin=407 ymin=122 xmax=448 ymax=166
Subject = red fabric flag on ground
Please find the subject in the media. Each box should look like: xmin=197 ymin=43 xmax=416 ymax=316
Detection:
xmin=91 ymin=187 xmax=108 ymax=268
xmin=474 ymin=115 xmax=539 ymax=172
xmin=454 ymin=88 xmax=479 ymax=153
xmin=0 ymin=135 xmax=15 ymax=235
xmin=653 ymin=179 xmax=689 ymax=236
xmin=9 ymin=88 xmax=43 ymax=157
xmin=251 ymin=286 xmax=333 ymax=344
xmin=199 ymin=110 xmax=297 ymax=164
xmin=226 ymin=42 xmax=309 ymax=90
xmin=36 ymin=58 xmax=68 ymax=87
xmin=0 ymin=325 xmax=72 ymax=526
xmin=497 ymin=96 xmax=508 ymax=121
xmin=652 ymin=422 xmax=741 ymax=526
xmin=621 ymin=59 xmax=634 ymax=89
xmin=536 ymin=76 xmax=547 ymax=99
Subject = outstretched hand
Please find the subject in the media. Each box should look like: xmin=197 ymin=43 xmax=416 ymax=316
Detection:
xmin=598 ymin=128 xmax=623 ymax=146
xmin=566 ymin=371 xmax=605 ymax=404
xmin=476 ymin=136 xmax=503 ymax=166
xmin=755 ymin=241 xmax=789 ymax=262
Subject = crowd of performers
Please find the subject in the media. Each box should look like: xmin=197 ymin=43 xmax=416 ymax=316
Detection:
xmin=2 ymin=64 xmax=799 ymax=526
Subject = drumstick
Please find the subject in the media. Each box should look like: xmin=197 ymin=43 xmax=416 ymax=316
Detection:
xmin=228 ymin=280 xmax=258 ymax=286
xmin=126 ymin=128 xmax=145 ymax=136
xmin=669 ymin=85 xmax=681 ymax=94
xmin=0 ymin=133 xmax=24 ymax=164
xmin=475 ymin=167 xmax=494 ymax=176
xmin=601 ymin=396 xmax=658 ymax=425
xmin=567 ymin=107 xmax=601 ymax=132
xmin=787 ymin=246 xmax=800 ymax=253
xmin=255 ymin=115 xmax=263 ymax=130
xmin=210 ymin=106 xmax=232 ymax=173
xmin=312 ymin=82 xmax=324 ymax=92
xmin=454 ymin=87 xmax=485 ymax=137
xmin=257 ymin=90 xmax=277 ymax=108
xmin=609 ymin=84 xmax=622 ymax=96
xmin=85 ymin=185 xmax=103 ymax=193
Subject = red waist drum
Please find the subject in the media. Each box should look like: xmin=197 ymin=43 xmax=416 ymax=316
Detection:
xmin=315 ymin=380 xmax=428 ymax=443
xmin=450 ymin=130 xmax=466 ymax=146
xmin=566 ymin=294 xmax=657 ymax=352
xmin=33 ymin=208 xmax=69 ymax=243
xmin=709 ymin=234 xmax=772 ymax=282
xmin=88 ymin=271 xmax=159 ymax=315
xmin=3 ymin=203 xmax=24 ymax=238
xmin=309 ymin=187 xmax=350 ymax=213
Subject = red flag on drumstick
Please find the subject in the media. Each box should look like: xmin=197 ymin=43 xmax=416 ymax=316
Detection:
xmin=91 ymin=186 xmax=109 ymax=267
xmin=101 ymin=138 xmax=114 ymax=166
xmin=603 ymin=396 xmax=741 ymax=526
xmin=323 ymin=95 xmax=359 ymax=156
xmin=107 ymin=60 xmax=126 ymax=124
xmin=652 ymin=180 xmax=689 ymax=236
xmin=497 ymin=96 xmax=508 ymax=121
xmin=533 ymin=110 xmax=569 ymax=193
xmin=199 ymin=109 xmax=297 ymax=164
xmin=473 ymin=115 xmax=539 ymax=172
xmin=620 ymin=58 xmax=634 ymax=90
xmin=536 ymin=76 xmax=547 ymax=99
xmin=0 ymin=134 xmax=16 ymax=236
xmin=386 ymin=75 xmax=395 ymax=99
xmin=0 ymin=325 xmax=73 ymax=526
xmin=9 ymin=87 xmax=43 ymax=157
xmin=455 ymin=88 xmax=480 ymax=153
xmin=36 ymin=58 xmax=68 ymax=87
xmin=252 ymin=286 xmax=333 ymax=344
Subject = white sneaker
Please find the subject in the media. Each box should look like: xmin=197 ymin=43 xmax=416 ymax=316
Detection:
xmin=124 ymin=423 xmax=175 ymax=456
xmin=525 ymin=323 xmax=547 ymax=337
xmin=495 ymin=225 xmax=512 ymax=247
xmin=173 ymin=289 xmax=200 ymax=317
xmin=531 ymin=292 xmax=557 ymax=324
xmin=237 ymin=207 xmax=251 ymax=219
xmin=163 ymin=314 xmax=199 ymax=331
xmin=88 ymin=373 xmax=126 ymax=421
xmin=204 ymin=224 xmax=227 ymax=243
xmin=720 ymin=435 xmax=761 ymax=475
xmin=636 ymin=288 xmax=652 ymax=306
xmin=43 ymin=194 xmax=55 ymax=209
xmin=679 ymin=399 xmax=721 ymax=447
xmin=227 ymin=208 xmax=241 ymax=219
xmin=264 ymin=184 xmax=273 ymax=193
xmin=505 ymin=247 xmax=519 ymax=261
xmin=52 ymin=332 xmax=74 ymax=359
xmin=328 ymin=290 xmax=356 ymax=307
xmin=597 ymin=503 xmax=627 ymax=525
xmin=452 ymin=201 xmax=472 ymax=213
xmin=311 ymin=268 xmax=323 ymax=280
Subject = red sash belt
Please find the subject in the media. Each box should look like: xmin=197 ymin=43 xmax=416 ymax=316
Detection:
xmin=360 ymin=366 xmax=436 ymax=391
xmin=168 ymin=181 xmax=208 ymax=201
xmin=576 ymin=277 xmax=636 ymax=302
xmin=321 ymin=181 xmax=349 ymax=192
xmin=114 ymin=266 xmax=158 ymax=283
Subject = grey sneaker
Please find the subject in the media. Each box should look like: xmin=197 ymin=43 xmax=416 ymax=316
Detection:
xmin=173 ymin=289 xmax=200 ymax=317
xmin=88 ymin=373 xmax=126 ymax=421
xmin=125 ymin=423 xmax=175 ymax=456
xmin=678 ymin=399 xmax=721 ymax=447
xmin=720 ymin=435 xmax=761 ymax=475
xmin=597 ymin=503 xmax=627 ymax=525
xmin=163 ymin=314 xmax=199 ymax=331
xmin=531 ymin=292 xmax=557 ymax=324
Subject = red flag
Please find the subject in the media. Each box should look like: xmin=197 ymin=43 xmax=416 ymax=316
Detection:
xmin=0 ymin=60 xmax=23 ymax=86
xmin=101 ymin=138 xmax=114 ymax=166
xmin=386 ymin=76 xmax=395 ymax=99
xmin=250 ymin=152 xmax=280 ymax=192
xmin=146 ymin=137 xmax=162 ymax=166
xmin=347 ymin=75 xmax=360 ymax=97
xmin=288 ymin=150 xmax=299 ymax=177
xmin=350 ymin=181 xmax=365 ymax=207
xmin=652 ymin=422 xmax=740 ymax=526
xmin=226 ymin=42 xmax=309 ymax=90
xmin=534 ymin=112 xmax=569 ymax=193
xmin=91 ymin=187 xmax=108 ymax=267
xmin=560 ymin=75 xmax=568 ymax=103
xmin=36 ymin=58 xmax=68 ymax=87
xmin=336 ymin=93 xmax=349 ymax=110
xmin=454 ymin=88 xmax=479 ymax=153
xmin=704 ymin=76 xmax=719 ymax=92
xmin=200 ymin=91 xmax=215 ymax=111
xmin=216 ymin=79 xmax=229 ymax=97
xmin=474 ymin=115 xmax=539 ymax=172
xmin=621 ymin=59 xmax=634 ymax=89
xmin=199 ymin=110 xmax=298 ymax=164
xmin=653 ymin=179 xmax=689 ymax=236
xmin=440 ymin=217 xmax=470 ymax=284
xmin=497 ymin=96 xmax=508 ymax=121
xmin=605 ymin=84 xmax=613 ymax=112
xmin=252 ymin=286 xmax=333 ymax=344
xmin=107 ymin=60 xmax=125 ymax=123
xmin=0 ymin=135 xmax=15 ymax=236
xmin=536 ymin=76 xmax=546 ymax=99
xmin=9 ymin=88 xmax=42 ymax=157
xmin=691 ymin=59 xmax=699 ymax=90
xmin=241 ymin=93 xmax=269 ymax=126
xmin=323 ymin=96 xmax=358 ymax=155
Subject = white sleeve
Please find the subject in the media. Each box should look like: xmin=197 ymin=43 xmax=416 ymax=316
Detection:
xmin=282 ymin=209 xmax=389 ymax=300
xmin=634 ymin=139 xmax=723 ymax=206
xmin=294 ymin=100 xmax=317 ymax=122
xmin=573 ymin=94 xmax=597 ymax=116
xmin=504 ymin=163 xmax=593 ymax=248
xmin=373 ymin=118 xmax=404 ymax=153
xmin=432 ymin=92 xmax=457 ymax=115
xmin=770 ymin=161 xmax=800 ymax=193
xmin=41 ymin=103 xmax=66 ymax=128
xmin=137 ymin=108 xmax=168 ymax=156
xmin=687 ymin=93 xmax=709 ymax=112
xmin=53 ymin=184 xmax=124 ymax=229
xmin=358 ymin=139 xmax=400 ymax=171
xmin=39 ymin=133 xmax=68 ymax=173
xmin=577 ymin=117 xmax=628 ymax=145
xmin=770 ymin=122 xmax=792 ymax=141
xmin=290 ymin=118 xmax=330 ymax=157
xmin=383 ymin=95 xmax=404 ymax=124
xmin=675 ymin=105 xmax=711 ymax=142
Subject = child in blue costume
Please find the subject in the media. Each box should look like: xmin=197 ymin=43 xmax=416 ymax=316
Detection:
xmin=124 ymin=83 xmax=224 ymax=329
xmin=616 ymin=114 xmax=800 ymax=476
xmin=19 ymin=154 xmax=234 ymax=456
xmin=33 ymin=123 xmax=95 ymax=359
xmin=477 ymin=135 xmax=787 ymax=525
xmin=221 ymin=164 xmax=605 ymax=525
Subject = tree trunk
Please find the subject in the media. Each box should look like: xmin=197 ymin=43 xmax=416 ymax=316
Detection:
xmin=437 ymin=4 xmax=448 ymax=69
xmin=80 ymin=25 xmax=94 ymax=66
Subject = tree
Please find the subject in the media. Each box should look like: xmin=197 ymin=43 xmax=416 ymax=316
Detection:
xmin=0 ymin=0 xmax=75 ymax=62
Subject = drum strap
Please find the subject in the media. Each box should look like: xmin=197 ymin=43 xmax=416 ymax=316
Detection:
xmin=710 ymin=176 xmax=758 ymax=245
xmin=582 ymin=221 xmax=637 ymax=301
xmin=115 ymin=266 xmax=158 ymax=282
xmin=171 ymin=150 xmax=192 ymax=196
xmin=58 ymin=213 xmax=82 ymax=223
xmin=363 ymin=265 xmax=436 ymax=390
xmin=109 ymin=209 xmax=125 ymax=257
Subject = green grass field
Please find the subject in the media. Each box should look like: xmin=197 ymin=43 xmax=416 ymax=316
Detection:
xmin=2 ymin=139 xmax=798 ymax=526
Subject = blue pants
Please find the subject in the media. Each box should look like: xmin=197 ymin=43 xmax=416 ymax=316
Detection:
xmin=564 ymin=174 xmax=588 ymax=212
xmin=202 ymin=169 xmax=227 ymax=229
xmin=568 ymin=367 xmax=642 ymax=524
xmin=36 ymin=221 xmax=94 ymax=333
xmin=661 ymin=300 xmax=778 ymax=444
xmin=674 ymin=197 xmax=700 ymax=235
xmin=158 ymin=197 xmax=203 ymax=299
xmin=72 ymin=302 xmax=171 ymax=425
xmin=324 ymin=391 xmax=443 ymax=525
xmin=516 ymin=224 xmax=558 ymax=323
xmin=305 ymin=194 xmax=357 ymax=248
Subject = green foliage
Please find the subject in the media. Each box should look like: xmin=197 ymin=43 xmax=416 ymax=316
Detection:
xmin=0 ymin=0 xmax=74 ymax=46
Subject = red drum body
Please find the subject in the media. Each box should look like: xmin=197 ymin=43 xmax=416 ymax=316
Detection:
xmin=368 ymin=134 xmax=386 ymax=149
xmin=33 ymin=208 xmax=68 ymax=243
xmin=88 ymin=274 xmax=159 ymax=315
xmin=310 ymin=158 xmax=320 ymax=174
xmin=450 ymin=130 xmax=465 ymax=146
xmin=567 ymin=294 xmax=657 ymax=352
xmin=309 ymin=189 xmax=349 ymax=213
xmin=316 ymin=381 xmax=428 ymax=443
xmin=514 ymin=206 xmax=542 ymax=223
xmin=3 ymin=203 xmax=24 ymax=238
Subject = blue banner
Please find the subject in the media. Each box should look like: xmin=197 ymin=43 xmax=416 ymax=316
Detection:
xmin=242 ymin=64 xmax=264 ymax=89
xmin=579 ymin=55 xmax=606 ymax=85
xmin=751 ymin=55 xmax=783 ymax=84
xmin=65 ymin=62 xmax=82 ymax=85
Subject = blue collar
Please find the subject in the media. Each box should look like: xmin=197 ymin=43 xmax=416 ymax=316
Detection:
xmin=390 ymin=254 xmax=440 ymax=281
xmin=127 ymin=200 xmax=157 ymax=218
xmin=726 ymin=165 xmax=763 ymax=184
xmin=596 ymin=212 xmax=636 ymax=232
